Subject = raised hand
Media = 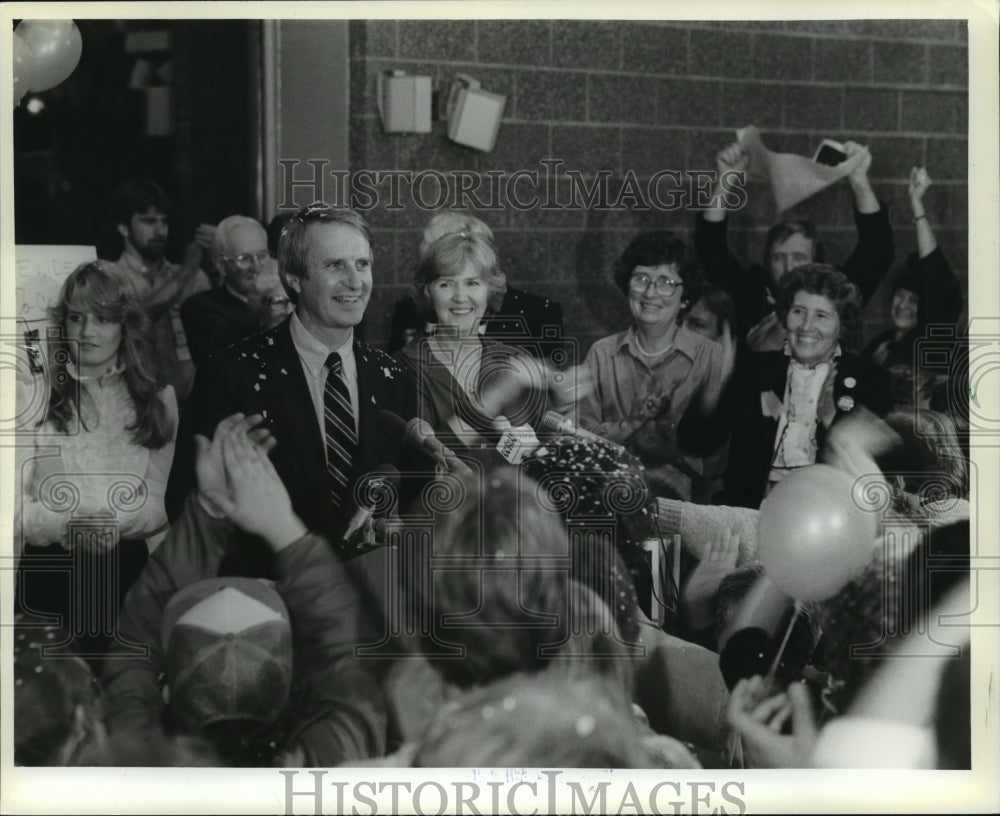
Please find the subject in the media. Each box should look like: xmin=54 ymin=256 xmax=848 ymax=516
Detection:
xmin=908 ymin=166 xmax=932 ymax=206
xmin=193 ymin=223 xmax=217 ymax=253
xmin=698 ymin=319 xmax=736 ymax=415
xmin=716 ymin=142 xmax=749 ymax=176
xmin=211 ymin=431 xmax=305 ymax=549
xmin=681 ymin=527 xmax=740 ymax=631
xmin=841 ymin=140 xmax=878 ymax=213
xmin=841 ymin=140 xmax=872 ymax=180
xmin=195 ymin=413 xmax=276 ymax=515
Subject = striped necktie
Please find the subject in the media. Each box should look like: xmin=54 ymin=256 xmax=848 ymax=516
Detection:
xmin=324 ymin=351 xmax=357 ymax=511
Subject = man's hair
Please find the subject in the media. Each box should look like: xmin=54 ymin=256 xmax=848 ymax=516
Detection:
xmin=111 ymin=179 xmax=171 ymax=226
xmin=277 ymin=203 xmax=372 ymax=305
xmin=763 ymin=220 xmax=824 ymax=273
xmin=212 ymin=215 xmax=267 ymax=259
xmin=612 ymin=230 xmax=702 ymax=304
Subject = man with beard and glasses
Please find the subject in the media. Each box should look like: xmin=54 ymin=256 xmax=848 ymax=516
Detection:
xmin=110 ymin=179 xmax=214 ymax=403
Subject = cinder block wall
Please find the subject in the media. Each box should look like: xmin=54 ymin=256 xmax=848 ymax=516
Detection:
xmin=349 ymin=19 xmax=968 ymax=357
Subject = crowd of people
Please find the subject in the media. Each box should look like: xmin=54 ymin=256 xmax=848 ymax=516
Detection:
xmin=13 ymin=140 xmax=971 ymax=771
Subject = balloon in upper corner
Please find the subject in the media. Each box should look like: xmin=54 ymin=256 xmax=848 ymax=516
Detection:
xmin=17 ymin=20 xmax=83 ymax=94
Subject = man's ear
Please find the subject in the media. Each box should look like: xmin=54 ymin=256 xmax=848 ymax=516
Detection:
xmin=117 ymin=222 xmax=130 ymax=242
xmin=285 ymin=274 xmax=302 ymax=296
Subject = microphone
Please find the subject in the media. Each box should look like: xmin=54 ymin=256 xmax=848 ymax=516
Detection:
xmin=342 ymin=464 xmax=400 ymax=543
xmin=376 ymin=410 xmax=472 ymax=476
xmin=539 ymin=411 xmax=625 ymax=451
xmin=495 ymin=420 xmax=542 ymax=465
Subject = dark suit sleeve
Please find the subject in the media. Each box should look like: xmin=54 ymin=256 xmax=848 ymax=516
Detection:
xmin=694 ymin=213 xmax=770 ymax=340
xmin=179 ymin=294 xmax=217 ymax=369
xmin=841 ymin=204 xmax=895 ymax=304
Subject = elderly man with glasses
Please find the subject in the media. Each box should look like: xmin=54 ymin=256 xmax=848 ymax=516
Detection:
xmin=180 ymin=215 xmax=282 ymax=368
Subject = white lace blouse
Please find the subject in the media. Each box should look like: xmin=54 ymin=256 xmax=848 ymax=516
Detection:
xmin=17 ymin=365 xmax=178 ymax=549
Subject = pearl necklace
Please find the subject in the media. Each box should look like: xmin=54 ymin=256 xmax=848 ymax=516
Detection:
xmin=634 ymin=329 xmax=676 ymax=357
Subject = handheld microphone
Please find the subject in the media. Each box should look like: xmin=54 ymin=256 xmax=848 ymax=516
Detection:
xmin=495 ymin=422 xmax=542 ymax=464
xmin=376 ymin=410 xmax=472 ymax=477
xmin=540 ymin=411 xmax=625 ymax=452
xmin=342 ymin=464 xmax=401 ymax=543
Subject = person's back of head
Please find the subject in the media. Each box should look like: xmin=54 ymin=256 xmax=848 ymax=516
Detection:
xmin=14 ymin=619 xmax=108 ymax=766
xmin=423 ymin=466 xmax=638 ymax=690
xmin=413 ymin=668 xmax=657 ymax=768
xmin=876 ymin=409 xmax=968 ymax=502
xmin=161 ymin=577 xmax=294 ymax=765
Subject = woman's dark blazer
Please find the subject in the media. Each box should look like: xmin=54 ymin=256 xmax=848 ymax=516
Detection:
xmin=680 ymin=349 xmax=892 ymax=509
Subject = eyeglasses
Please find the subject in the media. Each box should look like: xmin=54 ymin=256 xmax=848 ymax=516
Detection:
xmin=628 ymin=273 xmax=682 ymax=297
xmin=220 ymin=250 xmax=272 ymax=270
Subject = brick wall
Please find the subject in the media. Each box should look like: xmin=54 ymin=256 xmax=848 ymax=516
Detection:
xmin=348 ymin=19 xmax=968 ymax=357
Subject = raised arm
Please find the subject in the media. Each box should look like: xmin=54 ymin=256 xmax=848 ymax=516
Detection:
xmin=694 ymin=142 xmax=770 ymax=338
xmin=209 ymin=431 xmax=387 ymax=764
xmin=908 ymin=166 xmax=938 ymax=258
xmin=102 ymin=413 xmax=275 ymax=734
xmin=906 ymin=167 xmax=962 ymax=327
xmin=840 ymin=141 xmax=895 ymax=303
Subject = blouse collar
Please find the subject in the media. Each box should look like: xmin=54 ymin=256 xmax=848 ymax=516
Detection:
xmin=66 ymin=358 xmax=126 ymax=383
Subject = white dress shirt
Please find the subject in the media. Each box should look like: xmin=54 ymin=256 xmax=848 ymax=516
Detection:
xmin=289 ymin=313 xmax=359 ymax=463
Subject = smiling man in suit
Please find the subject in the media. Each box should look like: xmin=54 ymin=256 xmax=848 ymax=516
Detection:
xmin=167 ymin=204 xmax=415 ymax=572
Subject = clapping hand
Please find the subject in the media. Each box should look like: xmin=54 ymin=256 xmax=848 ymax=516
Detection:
xmin=196 ymin=414 xmax=305 ymax=549
xmin=194 ymin=413 xmax=277 ymax=515
xmin=214 ymin=432 xmax=306 ymax=549
xmin=727 ymin=675 xmax=818 ymax=768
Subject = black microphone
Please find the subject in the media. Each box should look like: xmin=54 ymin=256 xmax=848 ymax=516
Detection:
xmin=539 ymin=411 xmax=626 ymax=451
xmin=342 ymin=464 xmax=400 ymax=542
xmin=376 ymin=410 xmax=472 ymax=476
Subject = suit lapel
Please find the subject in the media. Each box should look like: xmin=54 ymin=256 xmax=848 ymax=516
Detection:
xmin=355 ymin=340 xmax=389 ymax=478
xmin=258 ymin=322 xmax=328 ymax=507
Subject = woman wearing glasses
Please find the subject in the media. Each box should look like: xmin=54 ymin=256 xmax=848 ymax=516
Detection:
xmin=578 ymin=232 xmax=734 ymax=501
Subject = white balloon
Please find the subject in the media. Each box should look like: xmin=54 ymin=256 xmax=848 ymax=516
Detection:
xmin=13 ymin=31 xmax=36 ymax=106
xmin=16 ymin=20 xmax=83 ymax=93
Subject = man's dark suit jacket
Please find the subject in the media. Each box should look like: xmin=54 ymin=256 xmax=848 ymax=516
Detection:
xmin=180 ymin=285 xmax=261 ymax=368
xmin=680 ymin=350 xmax=892 ymax=509
xmin=386 ymin=286 xmax=567 ymax=365
xmin=166 ymin=316 xmax=417 ymax=573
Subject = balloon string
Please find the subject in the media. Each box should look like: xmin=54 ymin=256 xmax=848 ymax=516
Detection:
xmin=765 ymin=600 xmax=802 ymax=687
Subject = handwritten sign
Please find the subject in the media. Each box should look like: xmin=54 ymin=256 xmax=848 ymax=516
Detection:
xmin=15 ymin=245 xmax=98 ymax=326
